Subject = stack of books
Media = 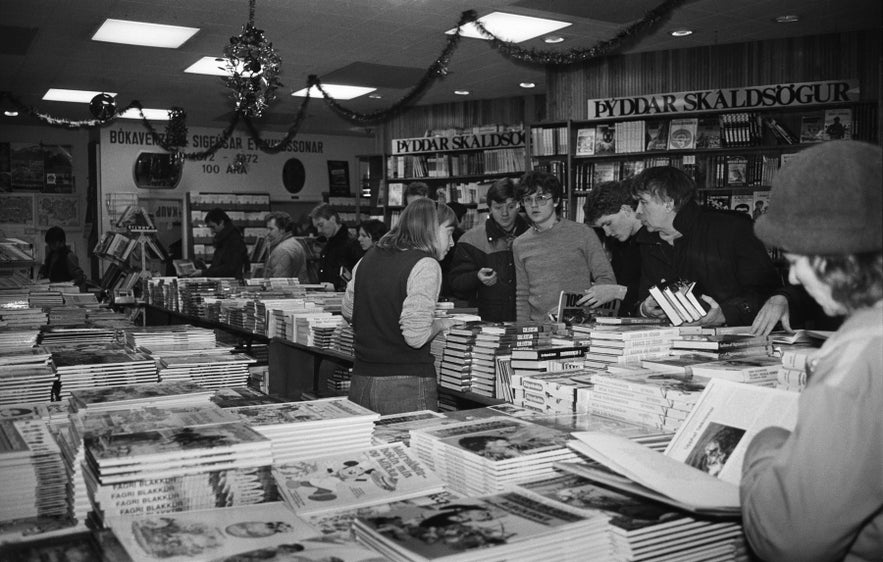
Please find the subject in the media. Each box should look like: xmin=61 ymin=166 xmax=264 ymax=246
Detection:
xmin=50 ymin=345 xmax=158 ymax=400
xmin=124 ymin=325 xmax=216 ymax=351
xmin=470 ymin=322 xmax=552 ymax=399
xmin=295 ymin=314 xmax=343 ymax=347
xmin=39 ymin=327 xmax=118 ymax=347
xmin=0 ymin=418 xmax=69 ymax=524
xmin=329 ymin=322 xmax=354 ymax=356
xmin=273 ymin=443 xmax=445 ymax=517
xmin=0 ymin=307 xmax=48 ymax=329
xmin=514 ymin=369 xmax=597 ymax=415
xmin=46 ymin=306 xmax=88 ymax=326
xmin=0 ymin=348 xmax=54 ymax=405
xmin=775 ymin=346 xmax=817 ymax=393
xmin=104 ymin=503 xmax=349 ymax=561
xmin=81 ymin=420 xmax=275 ymax=527
xmin=589 ymin=370 xmax=704 ymax=433
xmin=577 ymin=324 xmax=680 ymax=368
xmin=409 ymin=416 xmax=579 ymax=496
xmin=210 ymin=386 xmax=288 ymax=409
xmin=152 ymin=350 xmax=256 ymax=389
xmin=353 ymin=487 xmax=609 ymax=562
xmin=371 ymin=410 xmax=449 ymax=447
xmin=438 ymin=325 xmax=482 ymax=393
xmin=225 ymin=397 xmax=380 ymax=465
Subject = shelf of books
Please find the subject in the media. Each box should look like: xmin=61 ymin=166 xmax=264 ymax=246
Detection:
xmin=384 ymin=125 xmax=526 ymax=226
xmin=0 ymin=238 xmax=36 ymax=287
xmin=185 ymin=192 xmax=270 ymax=267
xmin=533 ymin=83 xmax=877 ymax=220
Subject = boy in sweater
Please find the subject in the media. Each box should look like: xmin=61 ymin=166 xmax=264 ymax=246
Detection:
xmin=512 ymin=171 xmax=616 ymax=322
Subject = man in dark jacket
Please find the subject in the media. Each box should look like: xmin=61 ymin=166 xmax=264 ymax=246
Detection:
xmin=193 ymin=208 xmax=249 ymax=279
xmin=447 ymin=178 xmax=529 ymax=321
xmin=40 ymin=226 xmax=87 ymax=289
xmin=631 ymin=167 xmax=780 ymax=326
xmin=309 ymin=203 xmax=362 ymax=290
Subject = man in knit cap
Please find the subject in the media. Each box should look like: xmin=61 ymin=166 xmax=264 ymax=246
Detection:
xmin=740 ymin=140 xmax=882 ymax=560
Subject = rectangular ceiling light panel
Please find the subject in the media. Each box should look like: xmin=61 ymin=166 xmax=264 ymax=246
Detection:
xmin=92 ymin=18 xmax=199 ymax=48
xmin=43 ymin=89 xmax=118 ymax=103
xmin=291 ymin=85 xmax=376 ymax=100
xmin=446 ymin=12 xmax=571 ymax=43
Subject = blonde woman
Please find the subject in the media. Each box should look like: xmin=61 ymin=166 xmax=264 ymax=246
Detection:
xmin=342 ymin=198 xmax=460 ymax=414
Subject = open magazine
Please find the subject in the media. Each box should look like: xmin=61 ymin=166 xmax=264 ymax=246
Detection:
xmin=555 ymin=289 xmax=622 ymax=324
xmin=562 ymin=379 xmax=799 ymax=514
xmin=172 ymin=259 xmax=197 ymax=276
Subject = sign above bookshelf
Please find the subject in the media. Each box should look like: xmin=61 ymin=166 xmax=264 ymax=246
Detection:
xmin=586 ymin=79 xmax=859 ymax=119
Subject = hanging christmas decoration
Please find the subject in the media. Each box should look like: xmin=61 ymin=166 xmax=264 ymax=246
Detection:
xmin=223 ymin=0 xmax=283 ymax=118
xmin=89 ymin=93 xmax=117 ymax=121
xmin=471 ymin=0 xmax=688 ymax=65
xmin=165 ymin=107 xmax=188 ymax=148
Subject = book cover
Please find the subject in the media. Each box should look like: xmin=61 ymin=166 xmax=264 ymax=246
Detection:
xmin=696 ymin=116 xmax=722 ymax=148
xmin=704 ymin=193 xmax=730 ymax=210
xmin=594 ymin=124 xmax=616 ymax=154
xmin=386 ymin=182 xmax=404 ymax=207
xmin=725 ymin=157 xmax=748 ymax=186
xmin=354 ymin=489 xmax=603 ymax=559
xmin=752 ymin=191 xmax=770 ymax=220
xmin=106 ymin=503 xmax=317 ymax=562
xmin=822 ymin=108 xmax=852 ymax=140
xmin=273 ymin=443 xmax=445 ymax=515
xmin=799 ymin=114 xmax=825 ymax=142
xmin=575 ymin=128 xmax=596 ymax=156
xmin=592 ymin=162 xmax=618 ymax=184
xmin=670 ymin=334 xmax=770 ymax=351
xmin=730 ymin=193 xmax=754 ymax=216
xmin=667 ymin=118 xmax=699 ymax=150
xmin=689 ymin=357 xmax=782 ymax=383
xmin=645 ymin=119 xmax=669 ymax=151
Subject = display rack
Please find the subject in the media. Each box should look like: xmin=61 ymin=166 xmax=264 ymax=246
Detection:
xmin=93 ymin=206 xmax=167 ymax=298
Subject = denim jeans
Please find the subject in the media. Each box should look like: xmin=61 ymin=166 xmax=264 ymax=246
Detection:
xmin=348 ymin=375 xmax=438 ymax=415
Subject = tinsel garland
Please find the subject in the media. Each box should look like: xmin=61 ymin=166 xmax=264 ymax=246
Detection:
xmin=1 ymin=0 xmax=687 ymax=157
xmin=471 ymin=0 xmax=688 ymax=65
xmin=165 ymin=107 xmax=188 ymax=149
xmin=241 ymin=85 xmax=313 ymax=154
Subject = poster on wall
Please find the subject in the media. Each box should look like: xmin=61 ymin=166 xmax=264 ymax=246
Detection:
xmin=327 ymin=160 xmax=350 ymax=196
xmin=10 ymin=143 xmax=44 ymax=191
xmin=43 ymin=145 xmax=74 ymax=193
xmin=0 ymin=193 xmax=35 ymax=225
xmin=36 ymin=194 xmax=80 ymax=228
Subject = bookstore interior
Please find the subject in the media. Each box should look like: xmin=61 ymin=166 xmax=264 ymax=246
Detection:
xmin=0 ymin=0 xmax=881 ymax=560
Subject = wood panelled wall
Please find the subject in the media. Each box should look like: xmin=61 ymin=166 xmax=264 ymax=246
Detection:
xmin=379 ymin=30 xmax=881 ymax=143
xmin=546 ymin=30 xmax=881 ymax=122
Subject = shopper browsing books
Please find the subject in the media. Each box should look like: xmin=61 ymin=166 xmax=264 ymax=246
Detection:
xmin=513 ymin=171 xmax=616 ymax=322
xmin=262 ymin=212 xmax=307 ymax=281
xmin=740 ymin=140 xmax=883 ymax=561
xmin=342 ymin=199 xmax=462 ymax=414
xmin=582 ymin=179 xmax=644 ymax=315
xmin=39 ymin=226 xmax=87 ymax=289
xmin=188 ymin=209 xmax=249 ymax=279
xmin=356 ymin=219 xmax=388 ymax=252
xmin=447 ymin=178 xmax=530 ymax=321
xmin=309 ymin=203 xmax=363 ymax=290
xmin=630 ymin=166 xmax=779 ymax=326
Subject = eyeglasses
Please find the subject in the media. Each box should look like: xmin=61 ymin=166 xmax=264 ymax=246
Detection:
xmin=521 ymin=194 xmax=554 ymax=207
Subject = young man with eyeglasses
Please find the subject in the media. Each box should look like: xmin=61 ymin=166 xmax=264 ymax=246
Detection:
xmin=512 ymin=170 xmax=616 ymax=322
xmin=447 ymin=178 xmax=530 ymax=321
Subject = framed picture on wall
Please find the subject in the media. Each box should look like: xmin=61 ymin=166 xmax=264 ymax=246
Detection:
xmin=327 ymin=160 xmax=351 ymax=196
xmin=36 ymin=194 xmax=80 ymax=227
xmin=0 ymin=193 xmax=35 ymax=225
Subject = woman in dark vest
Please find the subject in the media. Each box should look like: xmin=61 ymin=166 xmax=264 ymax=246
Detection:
xmin=342 ymin=198 xmax=462 ymax=414
xmin=40 ymin=226 xmax=86 ymax=289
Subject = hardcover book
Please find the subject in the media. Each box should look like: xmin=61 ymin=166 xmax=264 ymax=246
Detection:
xmin=667 ymin=118 xmax=699 ymax=150
xmin=822 ymin=108 xmax=852 ymax=140
xmin=644 ymin=119 xmax=669 ymax=151
xmin=575 ymin=128 xmax=596 ymax=156
xmin=799 ymin=113 xmax=825 ymax=142
xmin=594 ymin=124 xmax=616 ymax=154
